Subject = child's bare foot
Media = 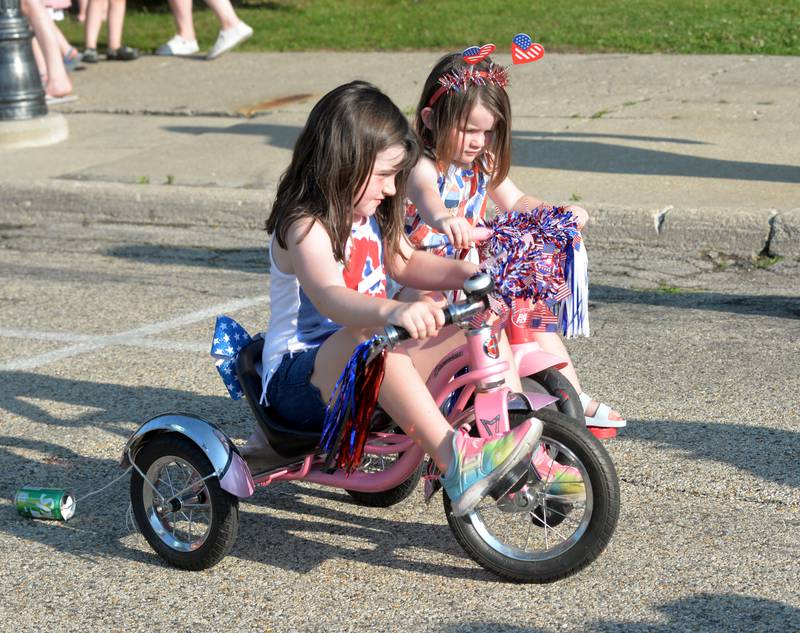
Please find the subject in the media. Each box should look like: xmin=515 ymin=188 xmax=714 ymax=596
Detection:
xmin=45 ymin=75 xmax=72 ymax=99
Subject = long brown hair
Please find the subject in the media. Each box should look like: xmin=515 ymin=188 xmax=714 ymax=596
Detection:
xmin=266 ymin=81 xmax=419 ymax=268
xmin=415 ymin=53 xmax=511 ymax=188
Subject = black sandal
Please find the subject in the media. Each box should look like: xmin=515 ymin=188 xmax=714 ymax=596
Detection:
xmin=82 ymin=48 xmax=98 ymax=63
xmin=106 ymin=45 xmax=140 ymax=61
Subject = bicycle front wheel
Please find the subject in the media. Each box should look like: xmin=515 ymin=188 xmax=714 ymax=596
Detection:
xmin=444 ymin=410 xmax=619 ymax=583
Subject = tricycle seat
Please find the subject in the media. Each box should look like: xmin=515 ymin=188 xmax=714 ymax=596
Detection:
xmin=235 ymin=337 xmax=322 ymax=458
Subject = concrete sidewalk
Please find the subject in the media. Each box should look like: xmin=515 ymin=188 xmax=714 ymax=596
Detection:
xmin=1 ymin=52 xmax=798 ymax=257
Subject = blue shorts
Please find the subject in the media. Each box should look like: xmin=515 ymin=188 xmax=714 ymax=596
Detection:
xmin=266 ymin=347 xmax=327 ymax=433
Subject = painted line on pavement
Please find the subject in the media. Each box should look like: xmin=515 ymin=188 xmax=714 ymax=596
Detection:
xmin=0 ymin=295 xmax=268 ymax=371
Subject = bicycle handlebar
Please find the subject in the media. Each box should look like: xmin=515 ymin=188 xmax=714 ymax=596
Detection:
xmin=382 ymin=272 xmax=493 ymax=347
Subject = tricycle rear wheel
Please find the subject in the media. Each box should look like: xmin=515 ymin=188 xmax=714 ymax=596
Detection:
xmin=523 ymin=369 xmax=584 ymax=420
xmin=130 ymin=434 xmax=239 ymax=570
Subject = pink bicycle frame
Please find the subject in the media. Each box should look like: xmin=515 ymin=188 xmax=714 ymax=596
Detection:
xmin=251 ymin=331 xmax=562 ymax=492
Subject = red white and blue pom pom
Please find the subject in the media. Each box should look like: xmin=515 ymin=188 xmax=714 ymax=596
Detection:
xmin=321 ymin=337 xmax=387 ymax=473
xmin=478 ymin=206 xmax=590 ymax=338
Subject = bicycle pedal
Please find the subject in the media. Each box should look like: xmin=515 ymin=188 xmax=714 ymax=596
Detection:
xmin=488 ymin=458 xmax=531 ymax=502
xmin=423 ymin=477 xmax=442 ymax=503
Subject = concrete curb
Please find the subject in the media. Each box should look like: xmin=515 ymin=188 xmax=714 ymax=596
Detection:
xmin=0 ymin=113 xmax=68 ymax=150
xmin=1 ymin=179 xmax=796 ymax=258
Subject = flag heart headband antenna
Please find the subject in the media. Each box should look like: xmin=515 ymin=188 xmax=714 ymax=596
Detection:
xmin=427 ymin=63 xmax=510 ymax=107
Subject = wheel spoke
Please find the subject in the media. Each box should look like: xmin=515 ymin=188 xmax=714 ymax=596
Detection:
xmin=542 ymin=505 xmax=577 ymax=522
xmin=163 ymin=463 xmax=177 ymax=497
xmin=531 ymin=511 xmax=569 ymax=542
xmin=522 ymin=519 xmax=533 ymax=552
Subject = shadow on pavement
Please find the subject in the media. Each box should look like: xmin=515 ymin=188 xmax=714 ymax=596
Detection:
xmin=0 ymin=372 xmax=480 ymax=578
xmin=162 ymin=123 xmax=800 ymax=183
xmin=624 ymin=418 xmax=799 ymax=489
xmin=515 ymin=130 xmax=709 ymax=146
xmin=229 ymin=482 xmax=492 ymax=579
xmin=0 ymin=432 xmax=487 ymax=578
xmin=591 ymin=284 xmax=800 ymax=320
xmin=0 ymin=436 xmax=155 ymax=567
xmin=2 ymin=373 xmax=795 ymax=575
xmin=106 ymin=244 xmax=270 ymax=273
xmin=0 ymin=371 xmax=247 ymax=440
xmin=512 ymin=132 xmax=800 ymax=184
xmin=437 ymin=593 xmax=800 ymax=632
xmin=162 ymin=122 xmax=301 ymax=150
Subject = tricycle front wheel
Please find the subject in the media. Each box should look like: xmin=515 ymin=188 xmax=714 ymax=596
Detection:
xmin=130 ymin=434 xmax=239 ymax=570
xmin=444 ymin=410 xmax=619 ymax=583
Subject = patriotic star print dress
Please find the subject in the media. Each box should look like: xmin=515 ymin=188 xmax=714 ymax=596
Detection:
xmin=404 ymin=161 xmax=490 ymax=263
xmin=403 ymin=161 xmax=561 ymax=335
xmin=260 ymin=215 xmax=387 ymax=405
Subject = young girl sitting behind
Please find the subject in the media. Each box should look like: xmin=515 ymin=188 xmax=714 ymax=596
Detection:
xmin=403 ymin=53 xmax=625 ymax=429
xmin=259 ymin=81 xmax=541 ymax=516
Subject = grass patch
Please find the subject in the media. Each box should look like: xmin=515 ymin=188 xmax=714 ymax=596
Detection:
xmin=657 ymin=284 xmax=685 ymax=294
xmin=754 ymin=254 xmax=784 ymax=268
xmin=58 ymin=0 xmax=800 ymax=54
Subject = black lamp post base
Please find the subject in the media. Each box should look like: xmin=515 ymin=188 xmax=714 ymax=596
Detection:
xmin=1 ymin=0 xmax=49 ymax=121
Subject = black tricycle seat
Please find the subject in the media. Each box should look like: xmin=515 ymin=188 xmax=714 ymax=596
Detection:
xmin=235 ymin=337 xmax=322 ymax=458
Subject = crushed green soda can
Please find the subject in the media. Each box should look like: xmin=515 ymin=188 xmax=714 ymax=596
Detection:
xmin=15 ymin=487 xmax=76 ymax=521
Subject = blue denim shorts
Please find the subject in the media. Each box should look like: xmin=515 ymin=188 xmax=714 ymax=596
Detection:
xmin=266 ymin=347 xmax=327 ymax=433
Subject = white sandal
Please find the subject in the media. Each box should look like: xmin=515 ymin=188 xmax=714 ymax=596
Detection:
xmin=579 ymin=393 xmax=626 ymax=428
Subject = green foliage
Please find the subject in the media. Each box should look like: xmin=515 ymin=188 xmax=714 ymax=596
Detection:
xmin=59 ymin=0 xmax=799 ymax=55
xmin=754 ymin=254 xmax=783 ymax=268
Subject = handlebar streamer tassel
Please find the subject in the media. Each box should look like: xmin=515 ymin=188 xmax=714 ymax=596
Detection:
xmin=321 ymin=337 xmax=387 ymax=474
xmin=479 ymin=206 xmax=590 ymax=338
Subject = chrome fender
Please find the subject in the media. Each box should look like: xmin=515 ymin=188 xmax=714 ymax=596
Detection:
xmin=120 ymin=413 xmax=255 ymax=498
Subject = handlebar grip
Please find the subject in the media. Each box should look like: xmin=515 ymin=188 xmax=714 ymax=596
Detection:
xmin=385 ymin=305 xmax=455 ymax=346
xmin=443 ymin=306 xmax=454 ymax=326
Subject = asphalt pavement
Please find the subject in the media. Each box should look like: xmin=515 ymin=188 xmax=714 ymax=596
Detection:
xmin=0 ymin=52 xmax=798 ymax=632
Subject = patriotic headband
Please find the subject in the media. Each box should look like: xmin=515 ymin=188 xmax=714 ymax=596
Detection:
xmin=427 ymin=64 xmax=510 ymax=107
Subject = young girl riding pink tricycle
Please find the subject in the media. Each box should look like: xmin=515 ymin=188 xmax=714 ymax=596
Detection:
xmin=121 ymin=81 xmax=619 ymax=583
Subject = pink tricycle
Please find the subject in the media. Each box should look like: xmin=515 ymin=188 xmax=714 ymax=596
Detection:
xmin=122 ymin=273 xmax=619 ymax=583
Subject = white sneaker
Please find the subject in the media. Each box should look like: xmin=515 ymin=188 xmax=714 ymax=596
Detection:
xmin=155 ymin=35 xmax=199 ymax=56
xmin=206 ymin=21 xmax=253 ymax=60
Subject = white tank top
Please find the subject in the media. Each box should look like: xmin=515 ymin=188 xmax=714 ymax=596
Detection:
xmin=260 ymin=216 xmax=387 ymax=404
